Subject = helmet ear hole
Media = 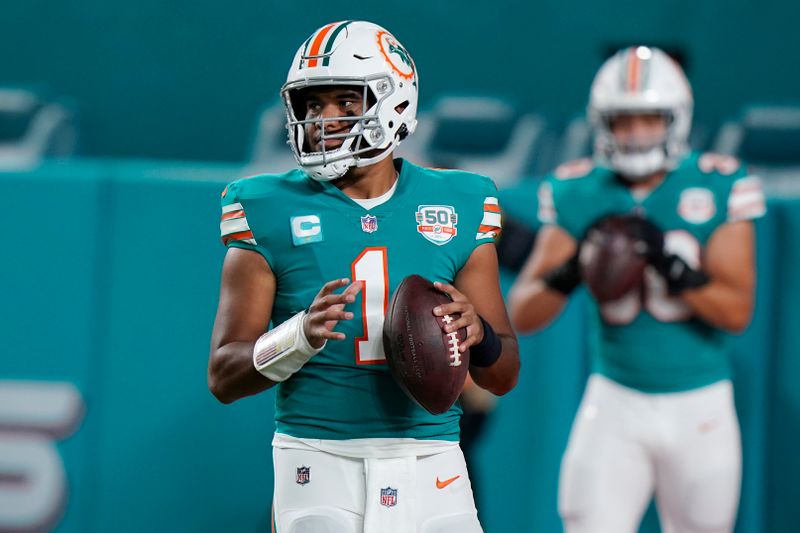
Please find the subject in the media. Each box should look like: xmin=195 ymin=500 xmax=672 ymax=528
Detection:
xmin=397 ymin=123 xmax=409 ymax=141
xmin=395 ymin=101 xmax=409 ymax=114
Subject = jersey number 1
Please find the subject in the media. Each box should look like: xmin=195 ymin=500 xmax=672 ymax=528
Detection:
xmin=351 ymin=247 xmax=388 ymax=364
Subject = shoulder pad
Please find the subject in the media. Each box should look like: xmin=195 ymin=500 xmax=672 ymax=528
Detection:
xmin=423 ymin=166 xmax=497 ymax=193
xmin=554 ymin=158 xmax=595 ymax=180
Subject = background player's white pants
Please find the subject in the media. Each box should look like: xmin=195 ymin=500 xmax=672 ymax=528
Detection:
xmin=559 ymin=375 xmax=741 ymax=533
xmin=273 ymin=445 xmax=482 ymax=533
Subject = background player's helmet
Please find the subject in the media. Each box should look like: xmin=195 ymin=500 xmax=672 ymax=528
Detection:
xmin=588 ymin=46 xmax=693 ymax=180
xmin=282 ymin=21 xmax=419 ymax=181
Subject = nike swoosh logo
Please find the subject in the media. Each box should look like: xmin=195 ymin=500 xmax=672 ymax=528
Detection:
xmin=436 ymin=475 xmax=461 ymax=489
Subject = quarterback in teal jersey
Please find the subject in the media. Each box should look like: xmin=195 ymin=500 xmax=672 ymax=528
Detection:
xmin=207 ymin=21 xmax=519 ymax=533
xmin=509 ymin=47 xmax=765 ymax=533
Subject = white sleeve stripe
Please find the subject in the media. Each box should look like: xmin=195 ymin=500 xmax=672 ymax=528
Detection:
xmin=728 ymin=176 xmax=765 ymax=221
xmin=729 ymin=191 xmax=764 ymax=210
xmin=730 ymin=200 xmax=766 ymax=215
xmin=240 ymin=238 xmax=257 ymax=245
xmin=537 ymin=181 xmax=556 ymax=224
xmin=728 ymin=176 xmax=766 ymax=220
xmin=222 ymin=202 xmax=245 ymax=214
xmin=480 ymin=212 xmax=502 ymax=227
xmin=221 ymin=217 xmax=251 ymax=235
xmin=476 ymin=231 xmax=498 ymax=240
xmin=483 ymin=196 xmax=499 ymax=206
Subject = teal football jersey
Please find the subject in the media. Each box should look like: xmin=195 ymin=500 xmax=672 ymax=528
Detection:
xmin=219 ymin=159 xmax=501 ymax=440
xmin=539 ymin=153 xmax=766 ymax=393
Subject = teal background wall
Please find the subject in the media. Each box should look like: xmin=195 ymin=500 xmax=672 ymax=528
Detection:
xmin=3 ymin=0 xmax=800 ymax=161
xmin=1 ymin=162 xmax=797 ymax=532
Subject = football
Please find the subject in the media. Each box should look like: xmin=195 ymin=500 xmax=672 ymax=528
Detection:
xmin=382 ymin=275 xmax=470 ymax=415
xmin=579 ymin=215 xmax=649 ymax=302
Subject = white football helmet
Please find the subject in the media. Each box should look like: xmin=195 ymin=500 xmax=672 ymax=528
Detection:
xmin=281 ymin=21 xmax=419 ymax=181
xmin=588 ymin=46 xmax=693 ymax=180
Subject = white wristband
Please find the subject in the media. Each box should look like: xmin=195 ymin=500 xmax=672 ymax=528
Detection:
xmin=253 ymin=310 xmax=326 ymax=382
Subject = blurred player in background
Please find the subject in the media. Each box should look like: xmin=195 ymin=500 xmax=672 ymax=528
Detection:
xmin=207 ymin=20 xmax=519 ymax=533
xmin=508 ymin=46 xmax=765 ymax=533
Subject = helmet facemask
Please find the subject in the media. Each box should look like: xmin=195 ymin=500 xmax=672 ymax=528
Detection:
xmin=597 ymin=110 xmax=676 ymax=181
xmin=282 ymin=75 xmax=411 ymax=181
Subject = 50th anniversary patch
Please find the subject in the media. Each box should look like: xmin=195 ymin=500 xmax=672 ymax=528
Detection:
xmin=416 ymin=205 xmax=458 ymax=245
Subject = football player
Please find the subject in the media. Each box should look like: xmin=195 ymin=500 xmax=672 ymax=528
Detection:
xmin=208 ymin=21 xmax=519 ymax=533
xmin=508 ymin=46 xmax=765 ymax=533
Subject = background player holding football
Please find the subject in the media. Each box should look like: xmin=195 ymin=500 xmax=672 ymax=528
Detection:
xmin=509 ymin=46 xmax=765 ymax=533
xmin=207 ymin=21 xmax=519 ymax=533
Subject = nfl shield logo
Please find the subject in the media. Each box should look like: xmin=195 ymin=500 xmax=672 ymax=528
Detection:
xmin=361 ymin=214 xmax=378 ymax=233
xmin=296 ymin=466 xmax=310 ymax=486
xmin=380 ymin=487 xmax=398 ymax=507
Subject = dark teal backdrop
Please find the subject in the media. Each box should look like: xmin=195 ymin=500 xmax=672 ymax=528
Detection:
xmin=2 ymin=1 xmax=800 ymax=161
xmin=1 ymin=161 xmax=797 ymax=532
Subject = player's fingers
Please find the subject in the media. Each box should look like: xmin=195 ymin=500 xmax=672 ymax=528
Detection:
xmin=433 ymin=301 xmax=475 ymax=316
xmin=314 ymin=291 xmax=355 ymax=311
xmin=443 ymin=315 xmax=472 ymax=333
xmin=459 ymin=324 xmax=483 ymax=352
xmin=308 ymin=318 xmax=345 ymax=335
xmin=321 ymin=308 xmax=354 ymax=322
xmin=433 ymin=281 xmax=465 ymax=301
xmin=343 ymin=280 xmax=363 ymax=298
xmin=319 ymin=282 xmax=361 ymax=310
xmin=317 ymin=278 xmax=350 ymax=298
xmin=458 ymin=335 xmax=477 ymax=352
xmin=317 ymin=329 xmax=346 ymax=341
xmin=433 ymin=301 xmax=468 ymax=317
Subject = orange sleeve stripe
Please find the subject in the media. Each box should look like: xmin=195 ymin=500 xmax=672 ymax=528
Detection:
xmin=483 ymin=204 xmax=501 ymax=213
xmin=221 ymin=230 xmax=255 ymax=245
xmin=307 ymin=23 xmax=337 ymax=67
xmin=478 ymin=224 xmax=500 ymax=233
xmin=221 ymin=210 xmax=245 ymax=221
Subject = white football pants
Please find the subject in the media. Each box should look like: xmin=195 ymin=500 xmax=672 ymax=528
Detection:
xmin=559 ymin=374 xmax=741 ymax=533
xmin=272 ymin=445 xmax=482 ymax=533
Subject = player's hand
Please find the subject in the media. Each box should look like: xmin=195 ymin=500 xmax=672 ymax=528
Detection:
xmin=432 ymin=281 xmax=483 ymax=353
xmin=623 ymin=215 xmax=709 ymax=294
xmin=651 ymin=254 xmax=710 ymax=295
xmin=303 ymin=278 xmax=362 ymax=348
xmin=623 ymin=214 xmax=665 ymax=261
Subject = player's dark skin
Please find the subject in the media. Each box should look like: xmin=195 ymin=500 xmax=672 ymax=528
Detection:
xmin=208 ymin=87 xmax=520 ymax=404
xmin=508 ymin=113 xmax=756 ymax=334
